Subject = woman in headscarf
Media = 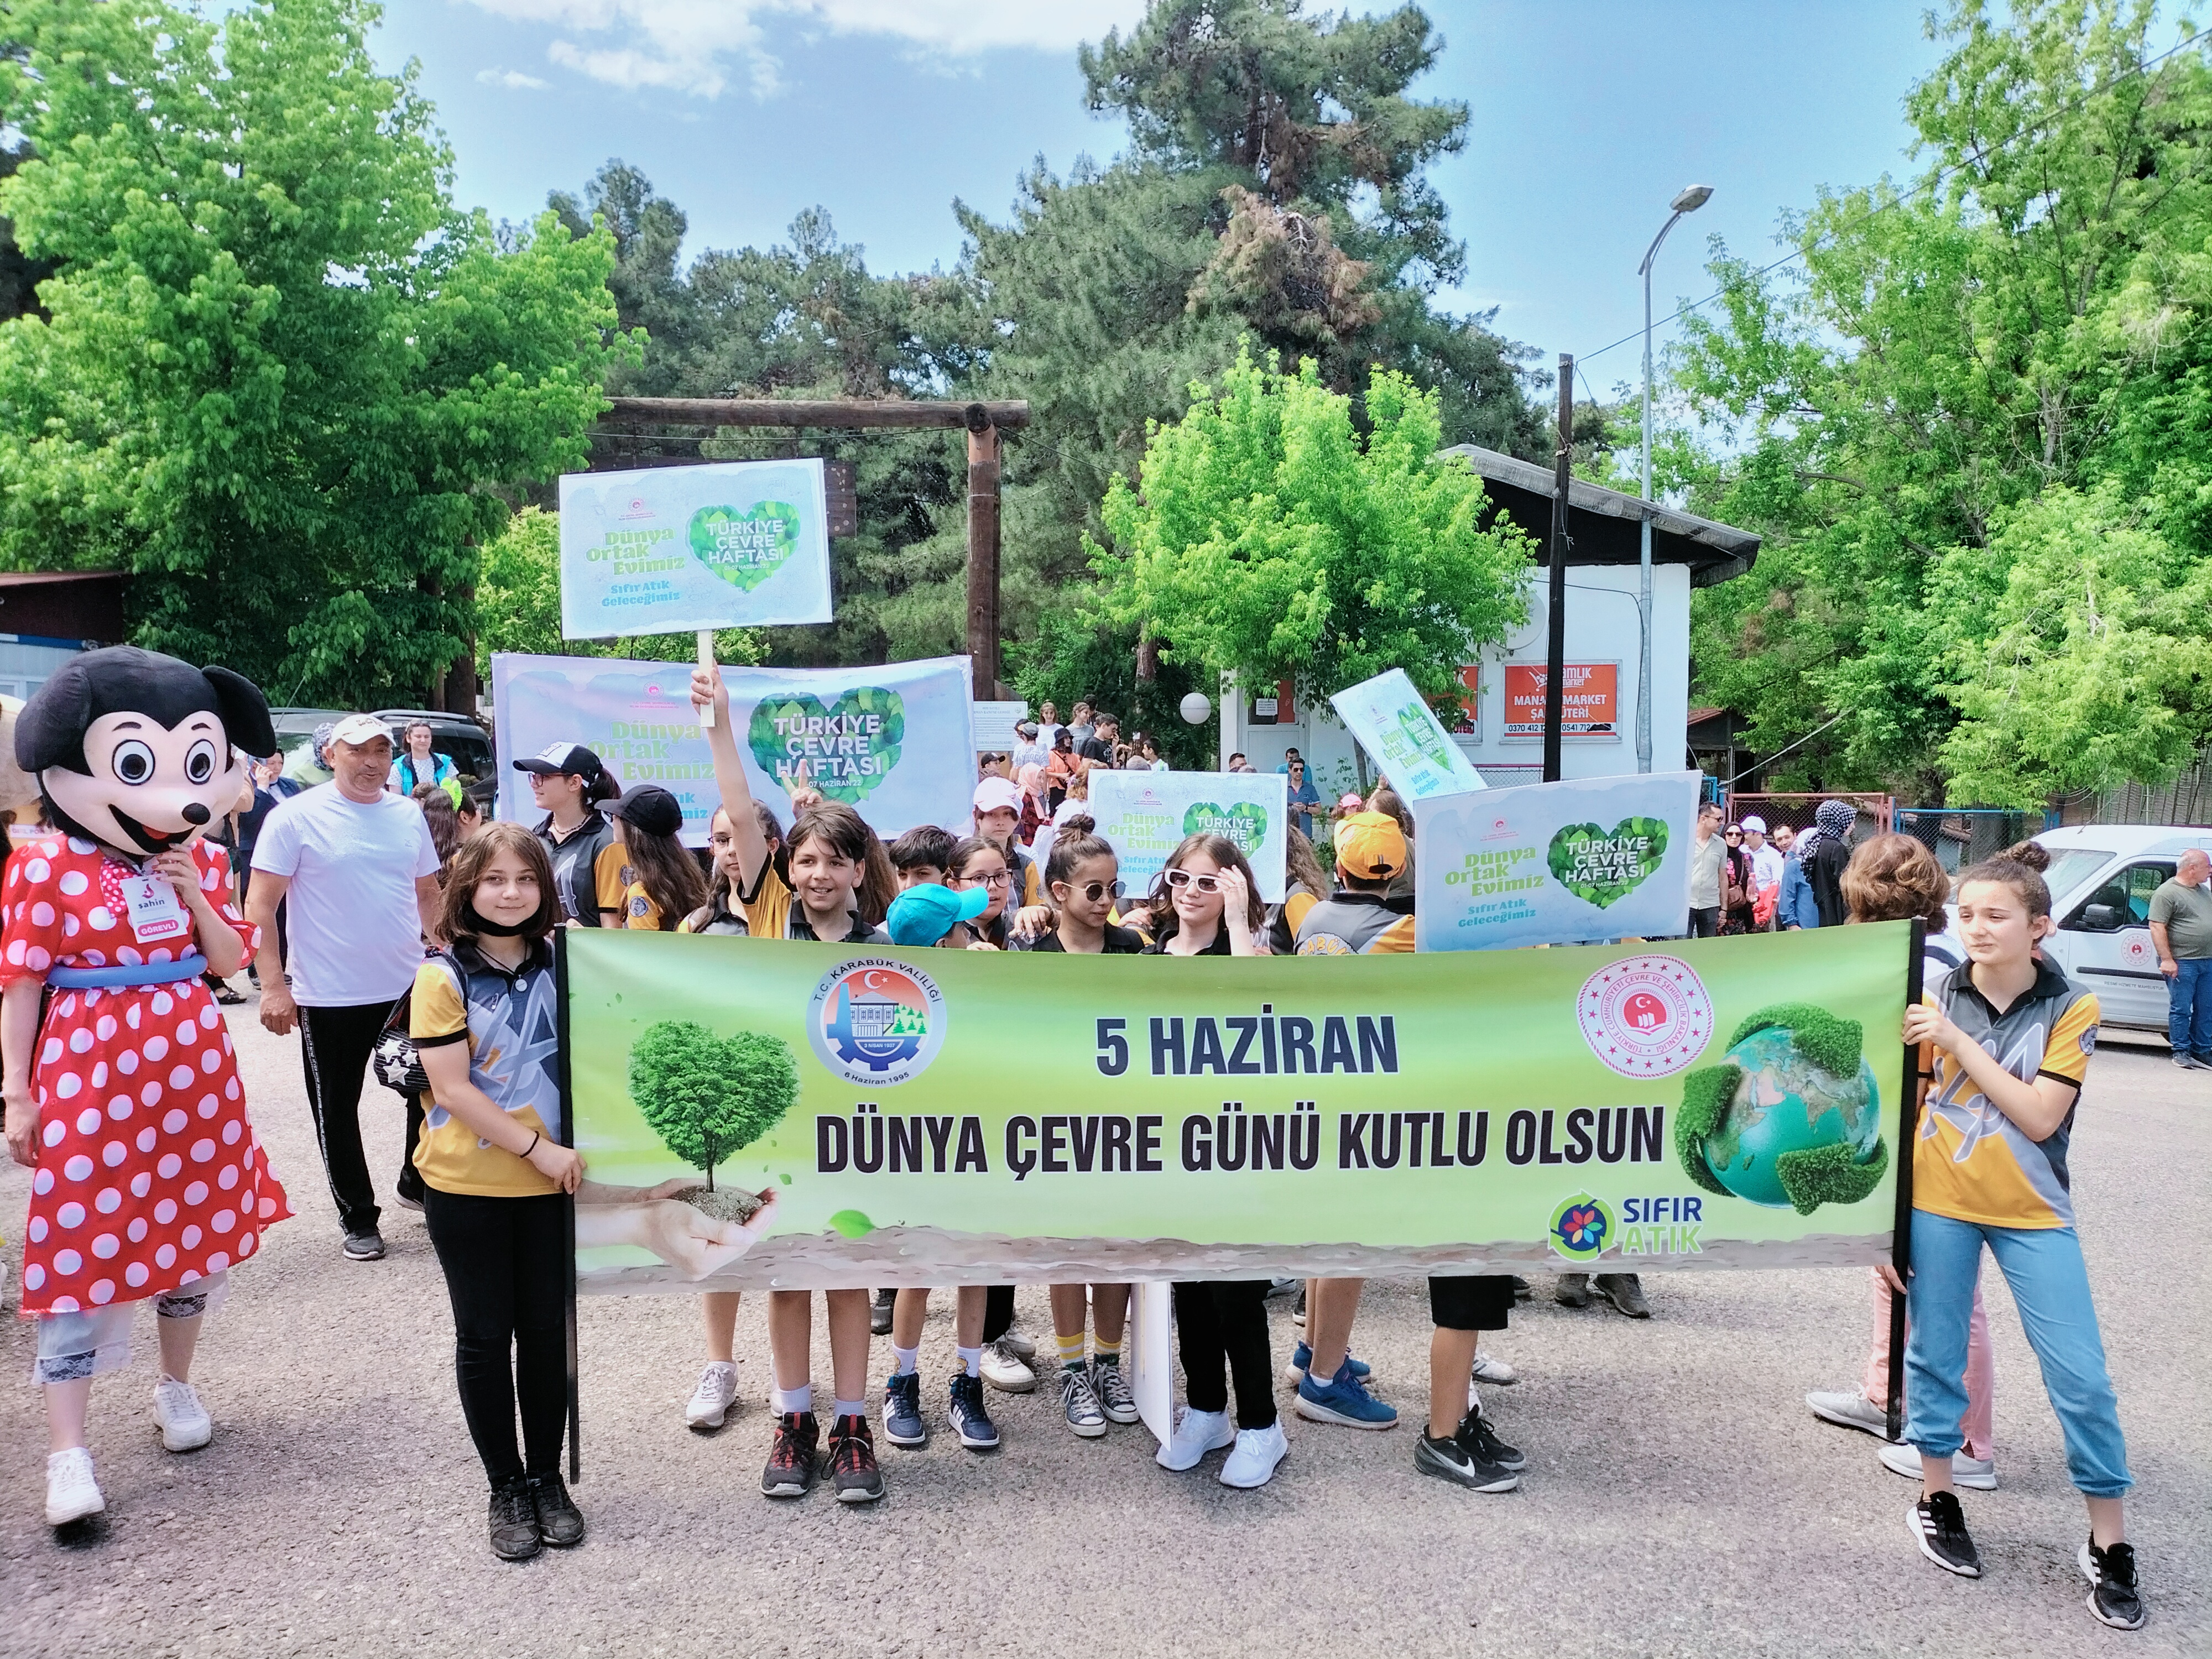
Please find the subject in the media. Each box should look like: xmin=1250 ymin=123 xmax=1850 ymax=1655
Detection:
xmin=1806 ymin=798 xmax=1859 ymax=928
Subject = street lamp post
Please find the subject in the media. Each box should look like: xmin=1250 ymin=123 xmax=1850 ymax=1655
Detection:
xmin=1636 ymin=184 xmax=1712 ymax=774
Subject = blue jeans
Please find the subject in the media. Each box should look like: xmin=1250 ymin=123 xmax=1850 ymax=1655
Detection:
xmin=2168 ymin=956 xmax=2212 ymax=1058
xmin=1905 ymin=1209 xmax=2131 ymax=1497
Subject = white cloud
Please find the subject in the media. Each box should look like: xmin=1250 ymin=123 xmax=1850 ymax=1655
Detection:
xmin=474 ymin=66 xmax=552 ymax=88
xmin=462 ymin=0 xmax=1146 ymax=98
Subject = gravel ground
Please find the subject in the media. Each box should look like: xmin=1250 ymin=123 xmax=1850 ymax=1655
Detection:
xmin=0 ymin=993 xmax=2204 ymax=1658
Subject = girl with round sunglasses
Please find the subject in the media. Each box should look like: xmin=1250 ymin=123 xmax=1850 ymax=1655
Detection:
xmin=1021 ymin=816 xmax=1144 ymax=1433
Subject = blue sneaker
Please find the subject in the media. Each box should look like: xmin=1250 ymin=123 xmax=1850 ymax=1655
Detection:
xmin=948 ymin=1371 xmax=1000 ymax=1450
xmin=1282 ymin=1342 xmax=1373 ymax=1386
xmin=882 ymin=1370 xmax=927 ymax=1448
xmin=1293 ymin=1361 xmax=1398 ymax=1430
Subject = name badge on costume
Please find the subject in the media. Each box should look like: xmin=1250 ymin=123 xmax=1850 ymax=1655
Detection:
xmin=123 ymin=872 xmax=190 ymax=944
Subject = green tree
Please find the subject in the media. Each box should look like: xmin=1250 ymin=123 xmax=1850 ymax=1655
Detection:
xmin=0 ymin=0 xmax=632 ymax=706
xmin=627 ymin=1021 xmax=798 ymax=1192
xmin=1093 ymin=348 xmax=1534 ymax=706
xmin=1671 ymin=0 xmax=2212 ymax=800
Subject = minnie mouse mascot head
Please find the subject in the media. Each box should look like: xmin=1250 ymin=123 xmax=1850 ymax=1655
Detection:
xmin=4 ymin=646 xmax=290 ymax=1533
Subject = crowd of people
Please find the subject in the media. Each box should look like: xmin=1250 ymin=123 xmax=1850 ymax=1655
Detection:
xmin=1 ymin=679 xmax=2161 ymax=1631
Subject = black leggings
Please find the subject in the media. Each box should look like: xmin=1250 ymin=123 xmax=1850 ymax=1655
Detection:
xmin=1173 ymin=1280 xmax=1275 ymax=1429
xmin=424 ymin=1187 xmax=568 ymax=1488
xmin=983 ymin=1283 xmax=1015 ymax=1344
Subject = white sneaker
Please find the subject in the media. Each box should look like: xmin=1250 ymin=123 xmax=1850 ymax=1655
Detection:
xmin=153 ymin=1375 xmax=212 ymax=1452
xmin=980 ymin=1339 xmax=1036 ymax=1394
xmin=685 ymin=1361 xmax=740 ymax=1430
xmin=46 ymin=1448 xmax=105 ymax=1526
xmin=995 ymin=1327 xmax=1037 ymax=1362
xmin=1219 ymin=1421 xmax=1289 ymax=1489
xmin=1806 ymin=1388 xmax=1891 ymax=1437
xmin=1877 ymin=1440 xmax=1997 ymax=1490
xmin=1472 ymin=1349 xmax=1518 ymax=1386
xmin=1155 ymin=1406 xmax=1235 ymax=1471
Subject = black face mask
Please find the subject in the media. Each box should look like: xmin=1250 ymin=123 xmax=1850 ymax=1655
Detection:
xmin=464 ymin=905 xmax=538 ymax=938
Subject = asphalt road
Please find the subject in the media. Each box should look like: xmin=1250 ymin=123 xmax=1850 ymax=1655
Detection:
xmin=1 ymin=993 xmax=2204 ymax=1658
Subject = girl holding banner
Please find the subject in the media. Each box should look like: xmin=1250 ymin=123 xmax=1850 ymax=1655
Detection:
xmin=1140 ymin=833 xmax=1289 ymax=1488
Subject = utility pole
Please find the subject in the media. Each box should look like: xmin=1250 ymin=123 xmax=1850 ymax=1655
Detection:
xmin=1543 ymin=353 xmax=1573 ymax=784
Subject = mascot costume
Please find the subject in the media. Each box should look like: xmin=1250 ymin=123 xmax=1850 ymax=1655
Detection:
xmin=3 ymin=647 xmax=291 ymax=1529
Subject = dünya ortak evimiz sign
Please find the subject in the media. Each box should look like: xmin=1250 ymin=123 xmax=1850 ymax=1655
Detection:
xmin=564 ymin=922 xmax=1913 ymax=1291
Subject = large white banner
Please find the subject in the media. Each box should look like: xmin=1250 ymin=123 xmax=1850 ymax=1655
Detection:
xmin=492 ymin=653 xmax=974 ymax=844
xmin=558 ymin=460 xmax=834 ymax=638
xmin=1087 ymin=769 xmax=1291 ymax=902
xmin=1329 ymin=668 xmax=1486 ymax=801
xmin=1413 ymin=771 xmax=1700 ymax=951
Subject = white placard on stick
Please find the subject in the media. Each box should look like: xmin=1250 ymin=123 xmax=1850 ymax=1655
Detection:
xmin=558 ymin=459 xmax=833 ymax=638
xmin=1413 ymin=771 xmax=1700 ymax=951
xmin=1329 ymin=668 xmax=1486 ymax=801
xmin=1087 ymin=769 xmax=1290 ymax=903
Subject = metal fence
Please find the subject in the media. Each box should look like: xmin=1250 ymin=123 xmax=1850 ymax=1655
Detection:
xmin=1893 ymin=807 xmax=2056 ymax=873
xmin=2068 ymin=747 xmax=2212 ymax=828
xmin=1724 ymin=792 xmax=1893 ymax=844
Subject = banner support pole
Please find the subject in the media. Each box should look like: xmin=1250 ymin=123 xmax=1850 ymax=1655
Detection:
xmin=1884 ymin=917 xmax=1926 ymax=1445
xmin=556 ymin=927 xmax=581 ymax=1483
xmin=696 ymin=632 xmax=716 ymax=729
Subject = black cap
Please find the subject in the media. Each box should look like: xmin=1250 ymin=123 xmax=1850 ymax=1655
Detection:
xmin=514 ymin=742 xmax=604 ymax=782
xmin=613 ymin=785 xmax=684 ymax=838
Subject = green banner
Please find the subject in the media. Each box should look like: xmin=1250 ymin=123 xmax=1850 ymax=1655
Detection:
xmin=564 ymin=923 xmax=1915 ymax=1292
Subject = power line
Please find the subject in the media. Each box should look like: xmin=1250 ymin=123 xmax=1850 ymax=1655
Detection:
xmin=1576 ymin=23 xmax=2212 ymax=368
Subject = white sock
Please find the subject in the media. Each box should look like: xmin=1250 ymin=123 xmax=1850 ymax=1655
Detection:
xmin=831 ymin=1397 xmax=865 ymax=1423
xmin=956 ymin=1344 xmax=982 ymax=1379
xmin=771 ymin=1383 xmax=813 ymax=1416
xmin=891 ymin=1345 xmax=920 ymax=1378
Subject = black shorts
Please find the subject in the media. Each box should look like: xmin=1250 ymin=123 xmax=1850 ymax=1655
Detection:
xmin=1428 ymin=1275 xmax=1512 ymax=1332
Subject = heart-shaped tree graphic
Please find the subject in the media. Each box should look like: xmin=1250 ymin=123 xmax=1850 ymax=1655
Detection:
xmin=688 ymin=502 xmax=803 ymax=592
xmin=1547 ymin=817 xmax=1671 ymax=909
xmin=747 ymin=687 xmax=905 ymax=804
xmin=1182 ymin=800 xmax=1269 ymax=853
xmin=627 ymin=1020 xmax=799 ymax=1191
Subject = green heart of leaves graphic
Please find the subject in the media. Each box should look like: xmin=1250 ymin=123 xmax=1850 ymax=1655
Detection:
xmin=1547 ymin=816 xmax=1670 ymax=909
xmin=1182 ymin=800 xmax=1269 ymax=851
xmin=747 ymin=687 xmax=905 ymax=804
xmin=688 ymin=502 xmax=802 ymax=592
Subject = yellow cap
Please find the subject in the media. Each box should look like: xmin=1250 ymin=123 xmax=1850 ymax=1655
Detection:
xmin=1334 ymin=811 xmax=1407 ymax=879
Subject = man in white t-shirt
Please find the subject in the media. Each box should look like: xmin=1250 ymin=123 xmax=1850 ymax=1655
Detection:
xmin=247 ymin=713 xmax=443 ymax=1262
xmin=1742 ymin=815 xmax=1785 ymax=897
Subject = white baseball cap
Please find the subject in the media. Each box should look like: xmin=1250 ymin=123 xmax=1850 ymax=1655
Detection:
xmin=327 ymin=713 xmax=394 ymax=749
xmin=973 ymin=776 xmax=1023 ymax=816
xmin=1739 ymin=814 xmax=1768 ymax=834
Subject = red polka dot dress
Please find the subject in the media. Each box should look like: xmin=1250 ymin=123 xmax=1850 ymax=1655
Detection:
xmin=5 ymin=835 xmax=292 ymax=1317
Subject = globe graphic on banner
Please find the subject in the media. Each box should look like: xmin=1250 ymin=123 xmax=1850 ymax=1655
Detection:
xmin=1697 ymin=1025 xmax=1882 ymax=1209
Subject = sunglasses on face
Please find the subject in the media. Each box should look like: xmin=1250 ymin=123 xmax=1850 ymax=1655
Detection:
xmin=1164 ymin=869 xmax=1225 ymax=895
xmin=1056 ymin=878 xmax=1126 ymax=903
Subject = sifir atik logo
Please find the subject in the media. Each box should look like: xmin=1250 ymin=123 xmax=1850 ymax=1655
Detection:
xmin=1548 ymin=1191 xmax=1615 ymax=1262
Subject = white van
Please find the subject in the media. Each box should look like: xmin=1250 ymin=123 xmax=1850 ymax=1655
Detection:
xmin=1977 ymin=826 xmax=2212 ymax=1035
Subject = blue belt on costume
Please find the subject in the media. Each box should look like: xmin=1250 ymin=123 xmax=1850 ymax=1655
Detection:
xmin=47 ymin=954 xmax=208 ymax=989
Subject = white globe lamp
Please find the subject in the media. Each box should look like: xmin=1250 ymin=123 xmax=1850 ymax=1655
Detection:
xmin=1179 ymin=691 xmax=1213 ymax=725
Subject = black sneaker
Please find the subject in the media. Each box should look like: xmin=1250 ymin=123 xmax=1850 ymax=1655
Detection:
xmin=870 ymin=1288 xmax=895 ymax=1335
xmin=1464 ymin=1407 xmax=1526 ymax=1472
xmin=1910 ymin=1491 xmax=1982 ymax=1577
xmin=487 ymin=1479 xmax=540 ymax=1561
xmin=1554 ymin=1272 xmax=1591 ymax=1307
xmin=1510 ymin=1276 xmax=1532 ymax=1301
xmin=760 ymin=1411 xmax=820 ymax=1500
xmin=947 ymin=1372 xmax=1000 ymax=1450
xmin=342 ymin=1229 xmax=385 ymax=1261
xmin=526 ymin=1472 xmax=584 ymax=1548
xmin=1594 ymin=1272 xmax=1651 ymax=1318
xmin=2080 ymin=1538 xmax=2145 ymax=1630
xmin=826 ymin=1414 xmax=885 ymax=1503
xmin=1414 ymin=1411 xmax=1519 ymax=1493
xmin=1292 ymin=1283 xmax=1307 ymax=1327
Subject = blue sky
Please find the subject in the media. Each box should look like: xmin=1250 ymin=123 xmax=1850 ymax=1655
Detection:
xmin=373 ymin=0 xmax=1950 ymax=380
